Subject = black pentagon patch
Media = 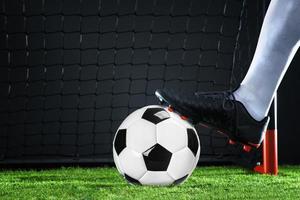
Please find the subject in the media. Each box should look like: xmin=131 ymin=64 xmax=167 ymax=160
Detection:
xmin=187 ymin=128 xmax=199 ymax=156
xmin=142 ymin=144 xmax=172 ymax=171
xmin=114 ymin=129 xmax=127 ymax=155
xmin=173 ymin=174 xmax=188 ymax=185
xmin=142 ymin=107 xmax=170 ymax=124
xmin=124 ymin=174 xmax=141 ymax=185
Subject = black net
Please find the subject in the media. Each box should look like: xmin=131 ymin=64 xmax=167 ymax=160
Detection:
xmin=0 ymin=0 xmax=267 ymax=164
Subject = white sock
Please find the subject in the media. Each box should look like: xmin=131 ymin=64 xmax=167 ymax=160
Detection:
xmin=233 ymin=0 xmax=300 ymax=121
xmin=233 ymin=85 xmax=269 ymax=121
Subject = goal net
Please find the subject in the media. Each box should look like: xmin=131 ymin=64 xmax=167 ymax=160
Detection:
xmin=0 ymin=0 xmax=268 ymax=165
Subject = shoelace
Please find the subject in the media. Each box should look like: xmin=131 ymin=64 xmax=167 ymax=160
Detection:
xmin=194 ymin=91 xmax=234 ymax=110
xmin=193 ymin=91 xmax=236 ymax=130
xmin=164 ymin=89 xmax=236 ymax=130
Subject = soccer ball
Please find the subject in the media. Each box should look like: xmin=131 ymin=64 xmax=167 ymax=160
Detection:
xmin=113 ymin=105 xmax=200 ymax=186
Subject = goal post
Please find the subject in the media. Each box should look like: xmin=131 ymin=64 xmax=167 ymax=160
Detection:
xmin=254 ymin=94 xmax=278 ymax=175
xmin=0 ymin=0 xmax=277 ymax=170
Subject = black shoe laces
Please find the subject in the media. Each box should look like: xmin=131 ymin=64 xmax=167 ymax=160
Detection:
xmin=193 ymin=91 xmax=236 ymax=131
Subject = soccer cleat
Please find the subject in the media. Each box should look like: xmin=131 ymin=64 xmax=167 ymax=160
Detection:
xmin=155 ymin=88 xmax=270 ymax=148
xmin=167 ymin=106 xmax=174 ymax=112
xmin=243 ymin=145 xmax=252 ymax=152
xmin=180 ymin=115 xmax=188 ymax=120
xmin=228 ymin=139 xmax=236 ymax=145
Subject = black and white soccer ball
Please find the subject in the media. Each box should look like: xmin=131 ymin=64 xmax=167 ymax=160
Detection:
xmin=113 ymin=105 xmax=200 ymax=186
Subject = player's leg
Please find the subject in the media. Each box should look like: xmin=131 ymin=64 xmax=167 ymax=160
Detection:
xmin=155 ymin=0 xmax=300 ymax=147
xmin=234 ymin=0 xmax=300 ymax=121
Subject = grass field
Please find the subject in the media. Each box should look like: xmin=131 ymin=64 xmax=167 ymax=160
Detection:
xmin=0 ymin=166 xmax=299 ymax=200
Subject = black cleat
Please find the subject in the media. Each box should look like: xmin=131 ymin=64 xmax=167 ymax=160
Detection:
xmin=155 ymin=88 xmax=270 ymax=148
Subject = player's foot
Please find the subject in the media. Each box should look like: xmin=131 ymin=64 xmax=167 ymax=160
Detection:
xmin=155 ymin=88 xmax=270 ymax=149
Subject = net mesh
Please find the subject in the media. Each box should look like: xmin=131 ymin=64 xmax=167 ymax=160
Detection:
xmin=0 ymin=0 xmax=266 ymax=164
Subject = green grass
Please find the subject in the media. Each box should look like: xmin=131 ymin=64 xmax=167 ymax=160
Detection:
xmin=0 ymin=166 xmax=299 ymax=200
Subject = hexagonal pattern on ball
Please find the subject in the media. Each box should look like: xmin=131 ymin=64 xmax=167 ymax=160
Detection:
xmin=142 ymin=107 xmax=170 ymax=124
xmin=113 ymin=147 xmax=124 ymax=175
xmin=156 ymin=118 xmax=188 ymax=153
xmin=143 ymin=144 xmax=172 ymax=171
xmin=127 ymin=119 xmax=157 ymax=153
xmin=187 ymin=128 xmax=199 ymax=156
xmin=118 ymin=148 xmax=147 ymax=180
xmin=192 ymin=139 xmax=201 ymax=170
xmin=139 ymin=171 xmax=174 ymax=186
xmin=124 ymin=174 xmax=141 ymax=185
xmin=173 ymin=174 xmax=189 ymax=185
xmin=114 ymin=129 xmax=127 ymax=155
xmin=167 ymin=147 xmax=197 ymax=180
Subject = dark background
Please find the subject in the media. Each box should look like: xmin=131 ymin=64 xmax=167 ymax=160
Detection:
xmin=0 ymin=0 xmax=299 ymax=165
xmin=278 ymin=51 xmax=300 ymax=164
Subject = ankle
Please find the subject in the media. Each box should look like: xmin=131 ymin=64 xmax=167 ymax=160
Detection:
xmin=240 ymin=101 xmax=266 ymax=121
xmin=233 ymin=86 xmax=267 ymax=121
